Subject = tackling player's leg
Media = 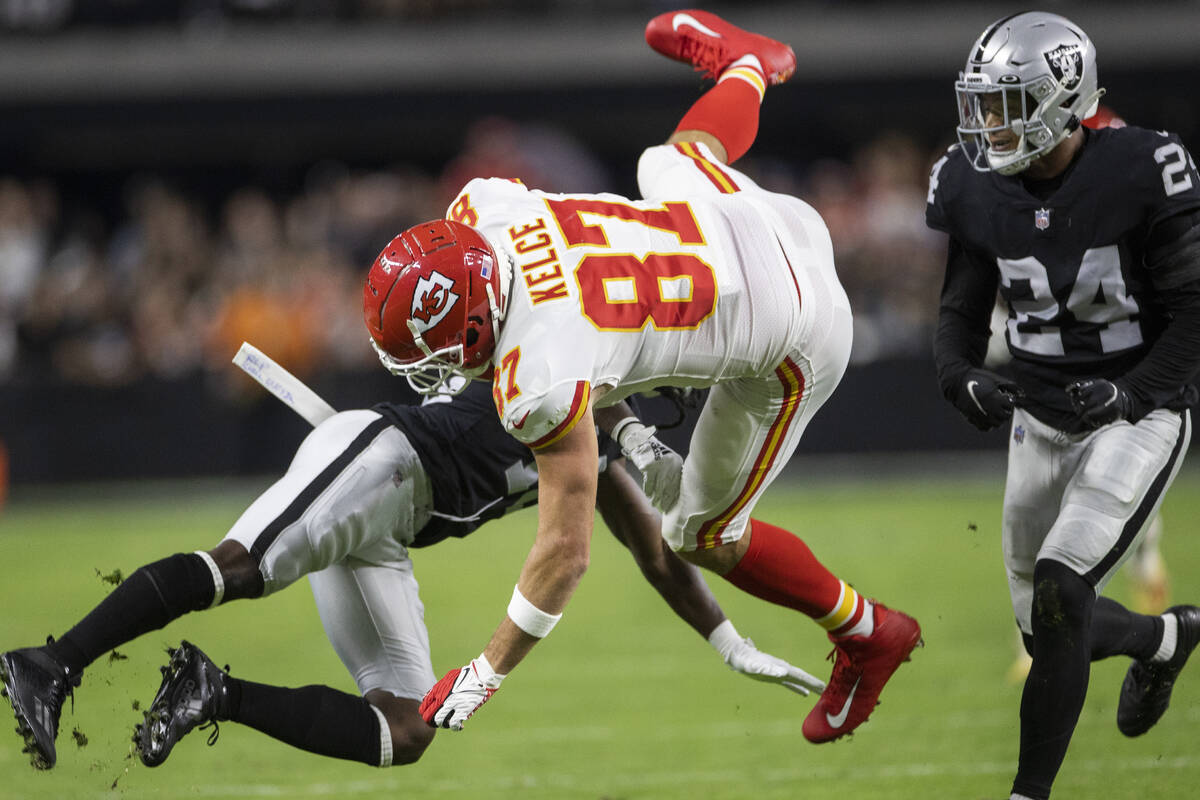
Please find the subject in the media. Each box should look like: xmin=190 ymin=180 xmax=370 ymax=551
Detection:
xmin=0 ymin=542 xmax=256 ymax=770
xmin=0 ymin=409 xmax=419 ymax=770
xmin=134 ymin=486 xmax=443 ymax=769
xmin=133 ymin=639 xmax=433 ymax=768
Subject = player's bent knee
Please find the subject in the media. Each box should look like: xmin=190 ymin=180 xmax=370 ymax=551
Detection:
xmin=387 ymin=719 xmax=435 ymax=766
xmin=209 ymin=539 xmax=265 ymax=601
xmin=367 ymin=691 xmax=434 ymax=767
xmin=1031 ymin=559 xmax=1092 ymax=634
xmin=676 ymin=540 xmax=741 ymax=575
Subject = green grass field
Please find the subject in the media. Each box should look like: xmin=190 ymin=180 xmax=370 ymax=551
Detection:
xmin=1 ymin=462 xmax=1198 ymax=799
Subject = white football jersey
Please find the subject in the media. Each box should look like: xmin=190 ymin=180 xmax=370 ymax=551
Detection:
xmin=446 ymin=148 xmax=839 ymax=448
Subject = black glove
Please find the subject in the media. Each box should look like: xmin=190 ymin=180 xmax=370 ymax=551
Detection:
xmin=953 ymin=368 xmax=1025 ymax=431
xmin=1066 ymin=378 xmax=1132 ymax=429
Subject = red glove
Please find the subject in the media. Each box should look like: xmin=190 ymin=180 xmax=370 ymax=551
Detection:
xmin=419 ymin=654 xmax=505 ymax=730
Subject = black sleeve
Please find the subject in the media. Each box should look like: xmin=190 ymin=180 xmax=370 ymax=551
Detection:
xmin=933 ymin=236 xmax=1000 ymax=400
xmin=1118 ymin=211 xmax=1200 ymax=418
xmin=1145 ymin=208 xmax=1200 ymax=289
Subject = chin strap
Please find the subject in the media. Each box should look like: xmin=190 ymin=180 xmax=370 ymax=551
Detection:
xmin=482 ymin=235 xmax=513 ymax=350
xmin=486 ymin=235 xmax=513 ymax=320
xmin=406 ymin=319 xmax=436 ymax=358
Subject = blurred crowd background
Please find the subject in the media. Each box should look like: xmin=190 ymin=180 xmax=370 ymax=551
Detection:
xmin=0 ymin=121 xmax=943 ymax=388
xmin=2 ymin=0 xmax=1198 ymax=483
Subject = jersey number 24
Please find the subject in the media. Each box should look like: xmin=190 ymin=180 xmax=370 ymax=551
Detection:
xmin=999 ymin=244 xmax=1142 ymax=357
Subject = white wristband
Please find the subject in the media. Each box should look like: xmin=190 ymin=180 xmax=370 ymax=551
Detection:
xmin=609 ymin=416 xmax=642 ymax=449
xmin=707 ymin=619 xmax=742 ymax=659
xmin=507 ymin=584 xmax=563 ymax=638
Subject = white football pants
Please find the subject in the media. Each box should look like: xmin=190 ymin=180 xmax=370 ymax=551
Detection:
xmin=221 ymin=410 xmax=437 ymax=701
xmin=1003 ymin=407 xmax=1191 ymax=634
xmin=639 ymin=142 xmax=853 ymax=551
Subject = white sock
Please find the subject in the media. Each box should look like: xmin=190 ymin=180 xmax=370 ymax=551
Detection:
xmin=838 ymin=598 xmax=875 ymax=638
xmin=1011 ymin=794 xmax=1039 ymax=800
xmin=849 ymin=599 xmax=878 ymax=638
xmin=1152 ymin=612 xmax=1179 ymax=663
xmin=717 ymin=55 xmax=766 ymax=100
xmin=724 ymin=54 xmax=763 ymax=76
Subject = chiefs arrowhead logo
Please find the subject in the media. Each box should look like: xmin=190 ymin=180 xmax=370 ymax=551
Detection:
xmin=410 ymin=270 xmax=460 ymax=332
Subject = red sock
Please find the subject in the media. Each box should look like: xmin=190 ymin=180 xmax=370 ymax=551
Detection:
xmin=674 ymin=63 xmax=764 ymax=163
xmin=723 ymin=519 xmax=845 ymax=620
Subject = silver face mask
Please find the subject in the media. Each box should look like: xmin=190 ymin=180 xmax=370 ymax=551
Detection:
xmin=955 ymin=11 xmax=1105 ymax=175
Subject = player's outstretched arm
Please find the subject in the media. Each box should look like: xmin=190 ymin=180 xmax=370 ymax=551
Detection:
xmin=420 ymin=409 xmax=599 ymax=730
xmin=596 ymin=458 xmax=823 ymax=696
xmin=596 ymin=461 xmax=718 ymax=634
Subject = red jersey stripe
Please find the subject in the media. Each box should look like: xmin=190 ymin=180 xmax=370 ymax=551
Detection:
xmin=529 ymin=381 xmax=591 ymax=449
xmin=674 ymin=142 xmax=740 ymax=194
xmin=695 ymin=358 xmax=807 ymax=549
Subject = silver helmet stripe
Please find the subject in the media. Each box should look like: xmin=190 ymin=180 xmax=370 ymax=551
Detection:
xmin=972 ymin=11 xmax=1023 ymax=69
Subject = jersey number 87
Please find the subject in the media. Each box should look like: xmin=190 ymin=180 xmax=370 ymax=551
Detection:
xmin=546 ymin=198 xmax=719 ymax=331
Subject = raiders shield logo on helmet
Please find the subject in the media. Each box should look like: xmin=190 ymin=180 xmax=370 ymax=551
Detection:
xmin=410 ymin=270 xmax=460 ymax=332
xmin=1044 ymin=44 xmax=1083 ymax=90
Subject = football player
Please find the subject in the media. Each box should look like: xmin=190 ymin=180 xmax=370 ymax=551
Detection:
xmin=1 ymin=382 xmax=819 ymax=770
xmin=927 ymin=12 xmax=1200 ymax=800
xmin=364 ymin=10 xmax=922 ymax=743
xmin=1005 ymin=106 xmax=1173 ymax=686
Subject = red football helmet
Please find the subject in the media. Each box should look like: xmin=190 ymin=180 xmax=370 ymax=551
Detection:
xmin=363 ymin=219 xmax=507 ymax=395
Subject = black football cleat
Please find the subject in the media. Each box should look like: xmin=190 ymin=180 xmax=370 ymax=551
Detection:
xmin=1117 ymin=604 xmax=1200 ymax=737
xmin=0 ymin=642 xmax=80 ymax=770
xmin=134 ymin=641 xmax=231 ymax=767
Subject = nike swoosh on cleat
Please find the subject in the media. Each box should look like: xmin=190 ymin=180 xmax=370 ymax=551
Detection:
xmin=672 ymin=12 xmax=723 ymax=38
xmin=825 ymin=676 xmax=862 ymax=729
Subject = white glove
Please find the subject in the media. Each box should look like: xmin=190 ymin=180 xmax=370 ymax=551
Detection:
xmin=418 ymin=653 xmax=505 ymax=730
xmin=612 ymin=418 xmax=683 ymax=513
xmin=708 ymin=620 xmax=826 ymax=696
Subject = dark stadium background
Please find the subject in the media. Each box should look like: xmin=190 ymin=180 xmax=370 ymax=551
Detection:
xmin=1 ymin=0 xmax=1197 ymax=483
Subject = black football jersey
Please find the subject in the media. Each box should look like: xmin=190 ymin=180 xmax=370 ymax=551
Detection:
xmin=927 ymin=125 xmax=1200 ymax=428
xmin=374 ymin=382 xmax=620 ymax=548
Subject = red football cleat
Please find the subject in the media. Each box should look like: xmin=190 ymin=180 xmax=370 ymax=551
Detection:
xmin=802 ymin=603 xmax=922 ymax=743
xmin=645 ymin=9 xmax=796 ymax=85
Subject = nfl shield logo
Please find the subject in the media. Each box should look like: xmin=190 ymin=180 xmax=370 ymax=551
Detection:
xmin=1013 ymin=425 xmax=1025 ymax=444
xmin=1035 ymin=208 xmax=1051 ymax=230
